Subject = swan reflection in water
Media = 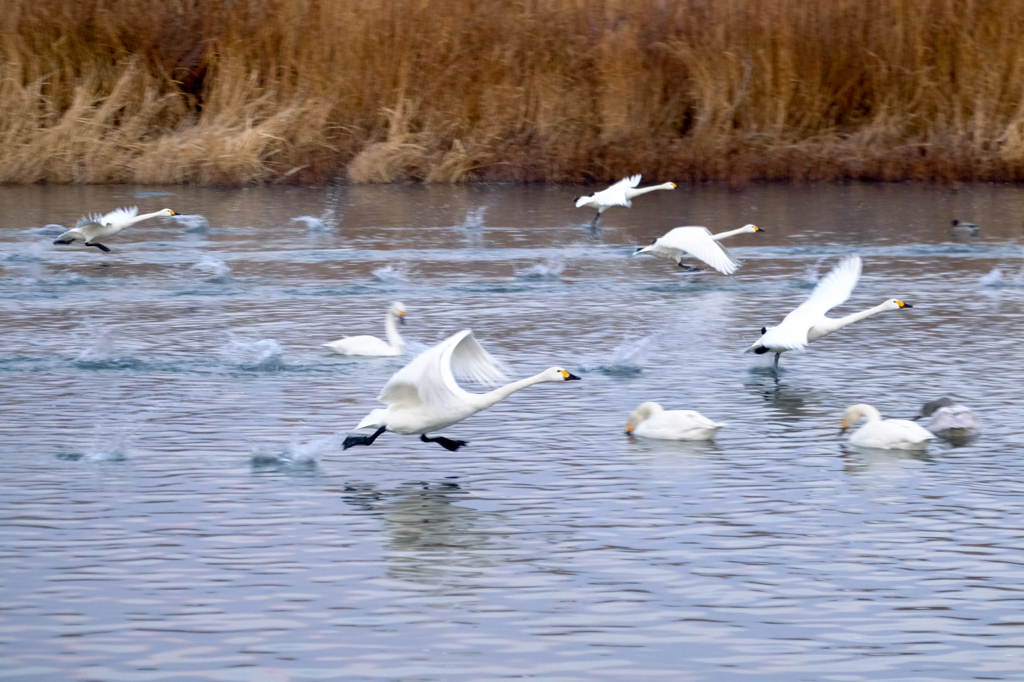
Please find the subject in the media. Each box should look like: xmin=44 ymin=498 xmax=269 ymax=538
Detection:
xmin=339 ymin=479 xmax=507 ymax=583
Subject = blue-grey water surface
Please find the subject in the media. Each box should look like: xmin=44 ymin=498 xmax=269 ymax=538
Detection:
xmin=2 ymin=182 xmax=1024 ymax=681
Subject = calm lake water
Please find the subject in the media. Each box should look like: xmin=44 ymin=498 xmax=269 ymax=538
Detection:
xmin=2 ymin=182 xmax=1024 ymax=681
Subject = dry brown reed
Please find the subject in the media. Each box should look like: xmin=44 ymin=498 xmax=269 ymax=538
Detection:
xmin=3 ymin=0 xmax=1024 ymax=185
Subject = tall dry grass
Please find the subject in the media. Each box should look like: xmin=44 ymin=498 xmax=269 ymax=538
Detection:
xmin=3 ymin=0 xmax=1024 ymax=184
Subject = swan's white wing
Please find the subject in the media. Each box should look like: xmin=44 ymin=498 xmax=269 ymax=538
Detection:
xmin=759 ymin=255 xmax=862 ymax=351
xmin=651 ymin=227 xmax=740 ymax=274
xmin=75 ymin=215 xmax=102 ymax=229
xmin=592 ymin=175 xmax=642 ymax=208
xmin=609 ymin=174 xmax=642 ymax=191
xmin=99 ymin=206 xmax=138 ymax=226
xmin=377 ymin=329 xmax=506 ymax=410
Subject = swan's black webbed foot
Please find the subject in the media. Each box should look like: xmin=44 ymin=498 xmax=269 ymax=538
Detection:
xmin=53 ymin=239 xmax=73 ymax=245
xmin=678 ymin=263 xmax=702 ymax=271
xmin=773 ymin=352 xmax=781 ymax=368
xmin=343 ymin=426 xmax=386 ymax=449
xmin=760 ymin=327 xmax=767 ymax=335
xmin=87 ymin=243 xmax=111 ymax=252
xmin=420 ymin=434 xmax=467 ymax=451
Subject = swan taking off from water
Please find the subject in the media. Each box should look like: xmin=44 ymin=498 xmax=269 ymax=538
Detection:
xmin=343 ymin=329 xmax=580 ymax=451
xmin=625 ymin=402 xmax=724 ymax=440
xmin=324 ymin=302 xmax=406 ymax=356
xmin=635 ymin=224 xmax=763 ymax=274
xmin=53 ymin=207 xmax=177 ymax=252
xmin=574 ymin=175 xmax=676 ymax=227
xmin=842 ymin=404 xmax=935 ymax=450
xmin=746 ymin=255 xmax=913 ymax=367
xmin=916 ymin=397 xmax=980 ymax=441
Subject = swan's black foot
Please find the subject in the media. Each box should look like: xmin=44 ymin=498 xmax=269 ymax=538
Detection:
xmin=760 ymin=327 xmax=767 ymax=335
xmin=773 ymin=352 xmax=781 ymax=368
xmin=87 ymin=242 xmax=111 ymax=252
xmin=53 ymin=239 xmax=73 ymax=245
xmin=343 ymin=426 xmax=386 ymax=449
xmin=678 ymin=263 xmax=702 ymax=271
xmin=420 ymin=434 xmax=467 ymax=451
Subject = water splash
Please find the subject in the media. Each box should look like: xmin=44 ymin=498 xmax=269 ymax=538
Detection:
xmin=75 ymin=327 xmax=116 ymax=362
xmin=801 ymin=257 xmax=827 ymax=285
xmin=515 ymin=256 xmax=566 ymax=280
xmin=292 ymin=208 xmax=337 ymax=232
xmin=580 ymin=335 xmax=659 ymax=375
xmin=171 ymin=214 xmax=210 ymax=233
xmin=372 ymin=264 xmax=409 ymax=282
xmin=191 ymin=255 xmax=233 ymax=283
xmin=4 ymin=242 xmax=50 ymax=262
xmin=251 ymin=432 xmax=344 ymax=468
xmin=979 ymin=268 xmax=1005 ymax=286
xmin=133 ymin=191 xmax=175 ymax=198
xmin=460 ymin=206 xmax=487 ymax=230
xmin=220 ymin=337 xmax=285 ymax=370
xmin=84 ymin=431 xmax=132 ymax=462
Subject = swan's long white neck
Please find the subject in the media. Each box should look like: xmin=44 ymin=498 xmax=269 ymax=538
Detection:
xmin=625 ymin=183 xmax=674 ymax=199
xmin=809 ymin=302 xmax=891 ymax=342
xmin=127 ymin=211 xmax=168 ymax=226
xmin=474 ymin=373 xmax=552 ymax=410
xmin=384 ymin=313 xmax=403 ymax=348
xmin=711 ymin=227 xmax=751 ymax=241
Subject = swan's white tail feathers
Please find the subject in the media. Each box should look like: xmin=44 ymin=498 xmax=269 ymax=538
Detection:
xmin=356 ymin=409 xmax=388 ymax=430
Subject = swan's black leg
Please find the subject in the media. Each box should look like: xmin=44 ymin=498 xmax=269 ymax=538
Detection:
xmin=773 ymin=353 xmax=781 ymax=368
xmin=87 ymin=242 xmax=111 ymax=252
xmin=53 ymin=239 xmax=73 ymax=245
xmin=343 ymin=426 xmax=386 ymax=449
xmin=678 ymin=263 xmax=702 ymax=272
xmin=420 ymin=434 xmax=467 ymax=451
xmin=590 ymin=212 xmax=601 ymax=228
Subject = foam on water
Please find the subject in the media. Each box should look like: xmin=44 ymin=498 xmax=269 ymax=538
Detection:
xmin=251 ymin=432 xmax=344 ymax=467
xmin=220 ymin=337 xmax=285 ymax=370
xmin=581 ymin=334 xmax=659 ymax=374
xmin=372 ymin=264 xmax=409 ymax=282
xmin=3 ymin=241 xmax=51 ymax=262
xmin=460 ymin=206 xmax=487 ymax=230
xmin=190 ymin=254 xmax=233 ymax=283
xmin=171 ymin=214 xmax=211 ymax=232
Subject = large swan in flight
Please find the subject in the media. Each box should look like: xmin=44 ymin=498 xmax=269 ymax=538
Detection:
xmin=343 ymin=329 xmax=580 ymax=451
xmin=746 ymin=255 xmax=913 ymax=367
xmin=574 ymin=175 xmax=675 ymax=227
xmin=635 ymin=224 xmax=763 ymax=274
xmin=324 ymin=302 xmax=406 ymax=356
xmin=53 ymin=207 xmax=177 ymax=252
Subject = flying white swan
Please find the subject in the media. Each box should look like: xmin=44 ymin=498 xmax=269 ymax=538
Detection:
xmin=343 ymin=329 xmax=580 ymax=451
xmin=625 ymin=402 xmax=725 ymax=440
xmin=842 ymin=404 xmax=935 ymax=450
xmin=574 ymin=175 xmax=676 ymax=227
xmin=324 ymin=302 xmax=406 ymax=356
xmin=635 ymin=224 xmax=764 ymax=274
xmin=53 ymin=207 xmax=177 ymax=252
xmin=745 ymin=255 xmax=913 ymax=367
xmin=916 ymin=397 xmax=980 ymax=441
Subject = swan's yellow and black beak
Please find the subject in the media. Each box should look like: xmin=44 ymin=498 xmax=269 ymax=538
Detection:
xmin=625 ymin=424 xmax=633 ymax=434
xmin=840 ymin=420 xmax=848 ymax=434
xmin=397 ymin=310 xmax=406 ymax=325
xmin=169 ymin=209 xmax=178 ymax=216
xmin=560 ymin=370 xmax=581 ymax=381
xmin=670 ymin=183 xmax=677 ymax=188
xmin=753 ymin=225 xmax=764 ymax=232
xmin=897 ymin=300 xmax=912 ymax=308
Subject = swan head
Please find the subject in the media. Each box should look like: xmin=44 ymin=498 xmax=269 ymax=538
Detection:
xmin=159 ymin=209 xmax=178 ymax=217
xmin=543 ymin=367 xmax=581 ymax=383
xmin=625 ymin=401 xmax=663 ymax=433
xmin=742 ymin=224 xmax=764 ymax=234
xmin=883 ymin=299 xmax=913 ymax=311
xmin=919 ymin=396 xmax=955 ymax=419
xmin=388 ymin=302 xmax=406 ymax=325
xmin=841 ymin=403 xmax=882 ymax=431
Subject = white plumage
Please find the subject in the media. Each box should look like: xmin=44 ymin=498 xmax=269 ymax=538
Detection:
xmin=53 ymin=207 xmax=177 ymax=252
xmin=842 ymin=404 xmax=935 ymax=450
xmin=625 ymin=402 xmax=724 ymax=440
xmin=746 ymin=255 xmax=913 ymax=365
xmin=574 ymin=175 xmax=676 ymax=226
xmin=324 ymin=302 xmax=406 ymax=356
xmin=344 ymin=330 xmax=580 ymax=451
xmin=635 ymin=224 xmax=763 ymax=274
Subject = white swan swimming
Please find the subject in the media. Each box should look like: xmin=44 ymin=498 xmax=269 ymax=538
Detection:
xmin=746 ymin=255 xmax=913 ymax=367
xmin=574 ymin=175 xmax=676 ymax=227
xmin=634 ymin=224 xmax=763 ymax=274
xmin=842 ymin=403 xmax=935 ymax=450
xmin=625 ymin=402 xmax=725 ymax=440
xmin=343 ymin=329 xmax=580 ymax=451
xmin=917 ymin=397 xmax=980 ymax=441
xmin=324 ymin=302 xmax=406 ymax=356
xmin=53 ymin=207 xmax=177 ymax=252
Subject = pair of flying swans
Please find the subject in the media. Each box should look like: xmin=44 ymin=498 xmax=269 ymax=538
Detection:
xmin=746 ymin=255 xmax=913 ymax=367
xmin=54 ymin=207 xmax=178 ymax=252
xmin=574 ymin=175 xmax=676 ymax=227
xmin=635 ymin=224 xmax=764 ymax=274
xmin=324 ymin=302 xmax=406 ymax=356
xmin=344 ymin=329 xmax=580 ymax=451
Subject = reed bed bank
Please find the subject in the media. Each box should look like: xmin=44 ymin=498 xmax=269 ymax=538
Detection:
xmin=3 ymin=0 xmax=1024 ymax=185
